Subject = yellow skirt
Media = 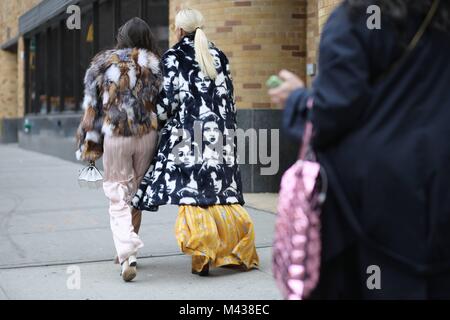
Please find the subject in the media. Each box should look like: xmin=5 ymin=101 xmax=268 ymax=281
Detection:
xmin=176 ymin=204 xmax=259 ymax=272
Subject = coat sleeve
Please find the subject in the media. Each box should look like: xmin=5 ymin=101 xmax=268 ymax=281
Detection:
xmin=75 ymin=53 xmax=107 ymax=162
xmin=156 ymin=49 xmax=181 ymax=126
xmin=223 ymin=53 xmax=237 ymax=116
xmin=283 ymin=4 xmax=372 ymax=149
xmin=137 ymin=50 xmax=163 ymax=130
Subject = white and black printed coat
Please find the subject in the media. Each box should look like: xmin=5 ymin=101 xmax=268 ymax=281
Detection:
xmin=76 ymin=48 xmax=161 ymax=162
xmin=133 ymin=34 xmax=244 ymax=208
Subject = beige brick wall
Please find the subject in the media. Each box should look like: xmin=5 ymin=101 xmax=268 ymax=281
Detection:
xmin=306 ymin=0 xmax=319 ymax=86
xmin=1 ymin=0 xmax=342 ymax=119
xmin=17 ymin=37 xmax=26 ymax=118
xmin=306 ymin=0 xmax=341 ymax=85
xmin=0 ymin=0 xmax=40 ymax=45
xmin=0 ymin=50 xmax=20 ymax=118
xmin=169 ymin=0 xmax=308 ymax=109
xmin=0 ymin=0 xmax=40 ymax=119
xmin=319 ymin=0 xmax=342 ymax=32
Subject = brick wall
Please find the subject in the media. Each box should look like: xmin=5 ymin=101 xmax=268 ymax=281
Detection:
xmin=1 ymin=0 xmax=342 ymax=120
xmin=0 ymin=0 xmax=40 ymax=119
xmin=306 ymin=0 xmax=341 ymax=85
xmin=17 ymin=37 xmax=27 ymax=118
xmin=0 ymin=0 xmax=40 ymax=45
xmin=0 ymin=50 xmax=19 ymax=118
xmin=306 ymin=0 xmax=319 ymax=86
xmin=169 ymin=0 xmax=308 ymax=109
xmin=318 ymin=0 xmax=342 ymax=32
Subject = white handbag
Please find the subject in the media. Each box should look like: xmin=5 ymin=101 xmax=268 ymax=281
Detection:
xmin=78 ymin=161 xmax=103 ymax=189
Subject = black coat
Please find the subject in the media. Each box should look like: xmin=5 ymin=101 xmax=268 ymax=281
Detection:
xmin=133 ymin=35 xmax=244 ymax=209
xmin=284 ymin=3 xmax=450 ymax=299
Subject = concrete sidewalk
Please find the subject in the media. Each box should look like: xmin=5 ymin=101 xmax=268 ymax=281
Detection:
xmin=0 ymin=144 xmax=281 ymax=300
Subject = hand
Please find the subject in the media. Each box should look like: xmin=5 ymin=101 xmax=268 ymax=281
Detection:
xmin=268 ymin=70 xmax=305 ymax=106
xmin=205 ymin=159 xmax=221 ymax=170
xmin=167 ymin=161 xmax=177 ymax=172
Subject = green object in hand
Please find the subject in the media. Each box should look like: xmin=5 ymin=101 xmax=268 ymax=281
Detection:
xmin=266 ymin=75 xmax=284 ymax=88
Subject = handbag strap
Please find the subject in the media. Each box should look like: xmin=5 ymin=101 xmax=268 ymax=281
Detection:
xmin=298 ymin=97 xmax=314 ymax=160
xmin=374 ymin=0 xmax=440 ymax=84
xmin=406 ymin=0 xmax=440 ymax=55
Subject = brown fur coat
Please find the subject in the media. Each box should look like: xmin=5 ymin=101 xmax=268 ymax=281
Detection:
xmin=76 ymin=48 xmax=162 ymax=162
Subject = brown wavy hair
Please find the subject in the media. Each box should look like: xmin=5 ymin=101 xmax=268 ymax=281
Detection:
xmin=116 ymin=17 xmax=160 ymax=57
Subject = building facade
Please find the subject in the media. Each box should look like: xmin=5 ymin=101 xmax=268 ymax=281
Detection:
xmin=0 ymin=0 xmax=341 ymax=192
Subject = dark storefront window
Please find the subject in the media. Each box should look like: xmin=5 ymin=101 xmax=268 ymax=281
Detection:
xmin=146 ymin=0 xmax=169 ymax=51
xmin=24 ymin=0 xmax=169 ymax=115
xmin=48 ymin=25 xmax=59 ymax=113
xmin=80 ymin=5 xmax=95 ymax=106
xmin=62 ymin=24 xmax=76 ymax=111
xmin=120 ymin=0 xmax=140 ymax=26
xmin=35 ymin=33 xmax=46 ymax=114
xmin=26 ymin=35 xmax=38 ymax=114
xmin=98 ymin=0 xmax=115 ymax=51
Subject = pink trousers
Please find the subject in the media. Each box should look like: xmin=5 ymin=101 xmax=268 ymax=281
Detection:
xmin=102 ymin=131 xmax=157 ymax=264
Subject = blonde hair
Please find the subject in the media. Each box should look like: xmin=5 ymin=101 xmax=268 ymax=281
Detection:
xmin=175 ymin=8 xmax=218 ymax=80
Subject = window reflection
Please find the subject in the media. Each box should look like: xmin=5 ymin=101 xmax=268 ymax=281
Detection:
xmin=24 ymin=0 xmax=169 ymax=115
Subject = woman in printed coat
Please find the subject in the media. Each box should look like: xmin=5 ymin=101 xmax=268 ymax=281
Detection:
xmin=133 ymin=8 xmax=259 ymax=275
xmin=76 ymin=18 xmax=161 ymax=282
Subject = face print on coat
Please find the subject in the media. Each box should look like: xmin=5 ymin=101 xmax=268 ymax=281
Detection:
xmin=178 ymin=72 xmax=191 ymax=96
xmin=201 ymin=113 xmax=222 ymax=145
xmin=214 ymin=73 xmax=228 ymax=97
xmin=179 ymin=82 xmax=195 ymax=124
xmin=164 ymin=71 xmax=177 ymax=92
xmin=204 ymin=121 xmax=220 ymax=144
xmin=201 ymin=117 xmax=222 ymax=171
xmin=177 ymin=172 xmax=199 ymax=205
xmin=223 ymin=143 xmax=235 ymax=166
xmin=164 ymin=172 xmax=177 ymax=194
xmin=166 ymin=53 xmax=179 ymax=69
xmin=134 ymin=35 xmax=245 ymax=208
xmin=192 ymin=70 xmax=212 ymax=94
xmin=211 ymin=171 xmax=223 ymax=194
xmin=177 ymin=144 xmax=196 ymax=168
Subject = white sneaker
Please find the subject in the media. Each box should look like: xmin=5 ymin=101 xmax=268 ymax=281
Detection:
xmin=128 ymin=254 xmax=137 ymax=267
xmin=121 ymin=259 xmax=137 ymax=282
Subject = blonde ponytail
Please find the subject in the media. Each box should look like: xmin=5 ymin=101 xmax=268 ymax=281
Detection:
xmin=175 ymin=8 xmax=218 ymax=80
xmin=194 ymin=28 xmax=218 ymax=80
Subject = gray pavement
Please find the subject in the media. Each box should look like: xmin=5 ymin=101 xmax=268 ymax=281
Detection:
xmin=0 ymin=144 xmax=281 ymax=300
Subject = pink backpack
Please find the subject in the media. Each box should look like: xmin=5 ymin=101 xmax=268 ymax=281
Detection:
xmin=273 ymin=98 xmax=327 ymax=300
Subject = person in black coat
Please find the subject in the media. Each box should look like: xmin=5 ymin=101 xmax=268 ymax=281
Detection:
xmin=134 ymin=8 xmax=259 ymax=276
xmin=269 ymin=0 xmax=450 ymax=299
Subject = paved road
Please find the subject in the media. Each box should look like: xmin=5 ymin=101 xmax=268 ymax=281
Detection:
xmin=0 ymin=144 xmax=281 ymax=300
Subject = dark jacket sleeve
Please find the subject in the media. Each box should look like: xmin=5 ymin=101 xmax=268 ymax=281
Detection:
xmin=283 ymin=4 xmax=371 ymax=149
xmin=282 ymin=88 xmax=311 ymax=141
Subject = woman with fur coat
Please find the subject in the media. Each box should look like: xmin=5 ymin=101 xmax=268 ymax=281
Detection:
xmin=76 ymin=17 xmax=162 ymax=282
